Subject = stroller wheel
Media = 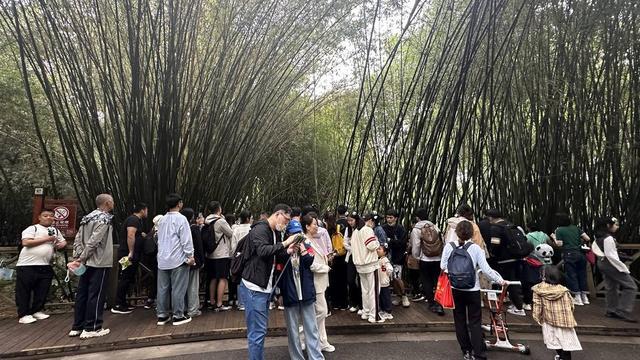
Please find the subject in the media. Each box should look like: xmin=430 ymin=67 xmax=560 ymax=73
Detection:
xmin=519 ymin=345 xmax=531 ymax=355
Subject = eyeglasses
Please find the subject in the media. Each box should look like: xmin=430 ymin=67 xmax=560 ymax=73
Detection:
xmin=278 ymin=212 xmax=291 ymax=222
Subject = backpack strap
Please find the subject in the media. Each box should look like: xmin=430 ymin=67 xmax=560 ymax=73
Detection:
xmin=463 ymin=242 xmax=473 ymax=250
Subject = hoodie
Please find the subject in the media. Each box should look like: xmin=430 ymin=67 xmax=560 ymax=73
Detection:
xmin=205 ymin=214 xmax=234 ymax=259
xmin=73 ymin=209 xmax=114 ymax=268
xmin=532 ymin=282 xmax=577 ymax=328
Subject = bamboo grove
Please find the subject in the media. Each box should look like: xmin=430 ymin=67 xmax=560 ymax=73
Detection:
xmin=1 ymin=0 xmax=638 ymax=241
xmin=340 ymin=0 xmax=640 ymax=241
xmin=0 ymin=0 xmax=357 ymax=217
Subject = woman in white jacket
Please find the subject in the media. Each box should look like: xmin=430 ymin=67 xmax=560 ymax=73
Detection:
xmin=352 ymin=212 xmax=382 ymax=323
xmin=305 ymin=214 xmax=335 ymax=353
xmin=592 ymin=216 xmax=637 ymax=323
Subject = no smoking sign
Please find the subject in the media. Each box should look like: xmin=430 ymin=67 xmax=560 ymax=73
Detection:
xmin=53 ymin=206 xmax=70 ymax=221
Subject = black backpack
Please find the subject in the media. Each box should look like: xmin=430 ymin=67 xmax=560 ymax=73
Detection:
xmin=499 ymin=221 xmax=533 ymax=258
xmin=447 ymin=242 xmax=476 ymax=289
xmin=202 ymin=218 xmax=222 ymax=255
xmin=230 ymin=232 xmax=253 ymax=281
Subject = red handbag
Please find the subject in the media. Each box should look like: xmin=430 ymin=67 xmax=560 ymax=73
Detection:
xmin=435 ymin=272 xmax=455 ymax=309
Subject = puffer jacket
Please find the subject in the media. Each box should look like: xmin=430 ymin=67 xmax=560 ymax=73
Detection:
xmin=73 ymin=209 xmax=114 ymax=268
xmin=532 ymin=282 xmax=577 ymax=328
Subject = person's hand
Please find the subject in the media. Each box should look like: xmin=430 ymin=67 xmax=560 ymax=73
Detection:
xmin=282 ymin=234 xmax=299 ymax=248
xmin=287 ymin=242 xmax=300 ymax=255
xmin=500 ymin=280 xmax=508 ymax=286
xmin=67 ymin=260 xmax=82 ymax=271
xmin=55 ymin=240 xmax=67 ymax=250
xmin=141 ymin=232 xmax=147 ymax=238
xmin=186 ymin=256 xmax=195 ymax=266
xmin=47 ymin=235 xmax=57 ymax=243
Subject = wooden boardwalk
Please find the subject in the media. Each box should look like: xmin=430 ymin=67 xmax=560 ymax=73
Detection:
xmin=0 ymin=299 xmax=637 ymax=359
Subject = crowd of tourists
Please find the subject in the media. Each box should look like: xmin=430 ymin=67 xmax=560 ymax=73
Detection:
xmin=12 ymin=193 xmax=638 ymax=360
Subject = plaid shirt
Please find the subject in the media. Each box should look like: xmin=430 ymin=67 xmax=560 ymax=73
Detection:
xmin=532 ymin=282 xmax=577 ymax=328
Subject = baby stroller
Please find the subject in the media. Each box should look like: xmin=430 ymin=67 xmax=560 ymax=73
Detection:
xmin=479 ymin=276 xmax=530 ymax=355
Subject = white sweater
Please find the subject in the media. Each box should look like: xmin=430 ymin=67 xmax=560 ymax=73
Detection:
xmin=351 ymin=226 xmax=380 ymax=274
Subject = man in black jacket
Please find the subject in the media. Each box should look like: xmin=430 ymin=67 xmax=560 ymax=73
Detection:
xmin=239 ymin=204 xmax=298 ymax=360
xmin=382 ymin=209 xmax=410 ymax=308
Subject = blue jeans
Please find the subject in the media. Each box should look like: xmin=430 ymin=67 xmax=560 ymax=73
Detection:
xmin=186 ymin=267 xmax=200 ymax=316
xmin=562 ymin=250 xmax=588 ymax=294
xmin=284 ymin=302 xmax=324 ymax=360
xmin=157 ymin=264 xmax=189 ymax=319
xmin=240 ymin=282 xmax=270 ymax=360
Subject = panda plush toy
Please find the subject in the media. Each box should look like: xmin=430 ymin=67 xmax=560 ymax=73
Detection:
xmin=534 ymin=244 xmax=554 ymax=265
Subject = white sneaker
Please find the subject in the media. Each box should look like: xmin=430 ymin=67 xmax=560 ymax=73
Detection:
xmin=237 ymin=305 xmax=245 ymax=311
xmin=360 ymin=313 xmax=368 ymax=320
xmin=68 ymin=330 xmax=81 ymax=337
xmin=322 ymin=344 xmax=336 ymax=352
xmin=392 ymin=298 xmax=401 ymax=306
xmin=506 ymin=305 xmax=526 ymax=316
xmin=349 ymin=306 xmax=358 ymax=313
xmin=368 ymin=316 xmax=384 ymax=323
xmin=522 ymin=303 xmax=532 ymax=311
xmin=357 ymin=309 xmax=363 ymax=316
xmin=32 ymin=312 xmax=50 ymax=320
xmin=382 ymin=312 xmax=394 ymax=320
xmin=401 ymin=295 xmax=410 ymax=307
xmin=19 ymin=315 xmax=37 ymax=324
xmin=581 ymin=292 xmax=590 ymax=305
xmin=573 ymin=294 xmax=584 ymax=306
xmin=79 ymin=328 xmax=110 ymax=339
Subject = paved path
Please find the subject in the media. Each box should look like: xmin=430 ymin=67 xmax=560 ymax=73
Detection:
xmin=0 ymin=299 xmax=637 ymax=359
xmin=51 ymin=333 xmax=640 ymax=360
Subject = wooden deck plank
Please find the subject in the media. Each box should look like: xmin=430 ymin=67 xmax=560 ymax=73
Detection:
xmin=1 ymin=298 xmax=637 ymax=357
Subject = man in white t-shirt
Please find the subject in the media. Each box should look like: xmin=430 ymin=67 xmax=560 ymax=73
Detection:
xmin=16 ymin=209 xmax=67 ymax=324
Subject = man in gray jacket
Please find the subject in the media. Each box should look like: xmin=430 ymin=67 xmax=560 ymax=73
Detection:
xmin=68 ymin=194 xmax=115 ymax=339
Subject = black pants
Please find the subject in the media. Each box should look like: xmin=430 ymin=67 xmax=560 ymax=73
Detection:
xmin=115 ymin=261 xmax=138 ymax=307
xmin=556 ymin=349 xmax=572 ymax=360
xmin=72 ymin=266 xmax=110 ymax=331
xmin=347 ymin=257 xmax=361 ymax=308
xmin=495 ymin=261 xmax=524 ymax=309
xmin=228 ymin=276 xmax=239 ymax=303
xmin=15 ymin=266 xmax=54 ymax=317
xmin=419 ymin=260 xmax=440 ymax=302
xmin=379 ymin=286 xmax=392 ymax=313
xmin=142 ymin=253 xmax=157 ymax=299
xmin=452 ymin=289 xmax=486 ymax=359
xmin=407 ymin=268 xmax=422 ymax=295
xmin=329 ymin=255 xmax=348 ymax=309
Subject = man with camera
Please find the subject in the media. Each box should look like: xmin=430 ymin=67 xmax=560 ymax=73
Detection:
xmin=15 ymin=208 xmax=67 ymax=324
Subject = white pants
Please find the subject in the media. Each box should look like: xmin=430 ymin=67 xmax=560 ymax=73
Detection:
xmin=358 ymin=271 xmax=377 ymax=319
xmin=314 ymin=291 xmax=330 ymax=348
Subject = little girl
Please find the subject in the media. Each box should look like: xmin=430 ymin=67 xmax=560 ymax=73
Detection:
xmin=377 ymin=244 xmax=393 ymax=320
xmin=532 ymin=265 xmax=582 ymax=360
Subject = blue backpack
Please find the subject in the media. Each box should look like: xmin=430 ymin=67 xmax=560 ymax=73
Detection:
xmin=447 ymin=242 xmax=476 ymax=289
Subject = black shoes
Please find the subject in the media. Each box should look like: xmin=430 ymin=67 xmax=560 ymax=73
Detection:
xmin=111 ymin=305 xmax=134 ymax=314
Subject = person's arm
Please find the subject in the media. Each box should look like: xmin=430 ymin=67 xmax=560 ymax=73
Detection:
xmin=580 ymin=232 xmax=590 ymax=243
xmin=178 ymin=218 xmax=194 ymax=264
xmin=54 ymin=229 xmax=67 ymax=250
xmin=364 ymin=228 xmax=380 ymax=251
xmin=440 ymin=244 xmax=451 ymax=271
xmin=603 ymin=237 xmax=623 ymax=263
xmin=21 ymin=227 xmax=55 ymax=248
xmin=77 ymin=222 xmax=108 ymax=263
xmin=532 ymin=290 xmax=543 ymax=325
xmin=410 ymin=228 xmax=421 ymax=258
xmin=126 ymin=226 xmax=136 ymax=258
xmin=477 ymin=248 xmax=504 ymax=284
xmin=220 ymin=220 xmax=234 ymax=241
xmin=253 ymin=229 xmax=285 ymax=258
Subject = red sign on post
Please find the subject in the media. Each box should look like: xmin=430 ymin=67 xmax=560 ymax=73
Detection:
xmin=44 ymin=199 xmax=78 ymax=238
